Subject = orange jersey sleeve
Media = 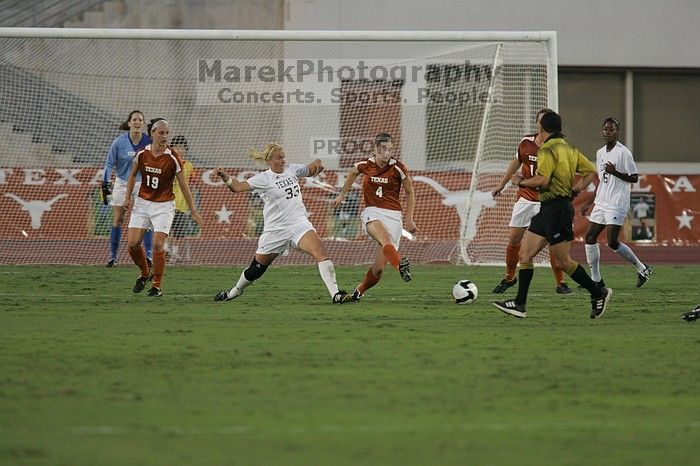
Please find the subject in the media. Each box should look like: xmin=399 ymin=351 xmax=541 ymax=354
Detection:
xmin=357 ymin=157 xmax=408 ymax=211
xmin=137 ymin=146 xmax=184 ymax=202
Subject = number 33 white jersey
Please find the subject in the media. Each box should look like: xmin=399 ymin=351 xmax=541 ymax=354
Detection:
xmin=247 ymin=163 xmax=311 ymax=231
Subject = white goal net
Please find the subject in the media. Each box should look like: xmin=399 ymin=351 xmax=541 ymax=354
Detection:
xmin=0 ymin=29 xmax=556 ymax=266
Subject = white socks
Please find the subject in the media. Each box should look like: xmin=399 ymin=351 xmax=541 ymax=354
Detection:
xmin=228 ymin=271 xmax=252 ymax=299
xmin=613 ymin=242 xmax=645 ymax=272
xmin=317 ymin=259 xmax=340 ymax=298
xmin=585 ymin=243 xmax=601 ymax=282
xmin=587 ymin=241 xmax=646 ymax=282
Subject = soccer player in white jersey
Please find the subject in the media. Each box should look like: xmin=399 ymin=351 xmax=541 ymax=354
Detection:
xmin=213 ymin=142 xmax=348 ymax=304
xmin=580 ymin=118 xmax=652 ymax=288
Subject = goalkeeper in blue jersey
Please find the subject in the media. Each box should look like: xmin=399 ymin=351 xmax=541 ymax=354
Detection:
xmin=102 ymin=110 xmax=153 ymax=267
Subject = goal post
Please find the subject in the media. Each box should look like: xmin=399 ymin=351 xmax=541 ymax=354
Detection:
xmin=0 ymin=28 xmax=557 ymax=265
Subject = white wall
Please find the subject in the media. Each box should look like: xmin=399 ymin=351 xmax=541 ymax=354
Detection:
xmin=285 ymin=0 xmax=700 ymax=68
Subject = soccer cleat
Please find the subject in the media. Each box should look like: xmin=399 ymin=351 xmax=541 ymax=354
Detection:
xmin=636 ymin=264 xmax=653 ymax=288
xmin=590 ymin=287 xmax=613 ymax=319
xmin=345 ymin=288 xmax=363 ymax=302
xmin=214 ymin=287 xmax=241 ymax=302
xmin=332 ymin=290 xmax=349 ymax=304
xmin=682 ymin=305 xmax=700 ymax=322
xmin=556 ymin=282 xmax=573 ymax=295
xmin=146 ymin=257 xmax=153 ymax=268
xmin=147 ymin=286 xmax=162 ymax=297
xmin=133 ymin=274 xmax=152 ymax=293
xmin=106 ymin=258 xmax=117 ymax=267
xmin=492 ymin=278 xmax=517 ymax=294
xmin=493 ymin=300 xmax=527 ymax=318
xmin=398 ymin=257 xmax=412 ymax=282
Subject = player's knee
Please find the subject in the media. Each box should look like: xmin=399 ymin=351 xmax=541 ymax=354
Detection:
xmin=608 ymin=240 xmax=620 ymax=250
xmin=243 ymin=258 xmax=269 ymax=281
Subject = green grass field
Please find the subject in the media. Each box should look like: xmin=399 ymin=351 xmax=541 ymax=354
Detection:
xmin=1 ymin=263 xmax=699 ymax=465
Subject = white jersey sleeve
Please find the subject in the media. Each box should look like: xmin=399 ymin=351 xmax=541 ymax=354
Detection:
xmin=290 ymin=163 xmax=310 ymax=178
xmin=246 ymin=170 xmax=271 ymax=193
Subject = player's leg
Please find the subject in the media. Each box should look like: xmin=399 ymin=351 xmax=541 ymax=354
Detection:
xmin=215 ymin=252 xmax=278 ymax=302
xmin=215 ymin=229 xmax=284 ymax=301
xmin=493 ymin=230 xmax=546 ymax=318
xmin=493 ymin=226 xmax=525 ymax=293
xmin=296 ymin=229 xmax=346 ymax=302
xmin=107 ymin=194 xmax=126 ymax=267
xmin=139 ymin=203 xmax=175 ymax=296
xmin=365 ymin=219 xmax=400 ymax=268
xmin=584 ymin=219 xmax=606 ymax=284
xmin=143 ymin=229 xmax=154 ymax=267
xmin=352 ymin=246 xmax=388 ymax=300
xmin=126 ymin=226 xmax=151 ymax=292
xmin=605 ymin=223 xmax=652 ymax=287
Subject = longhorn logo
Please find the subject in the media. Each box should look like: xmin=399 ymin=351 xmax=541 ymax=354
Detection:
xmin=4 ymin=193 xmax=69 ymax=229
xmin=412 ymin=176 xmax=496 ymax=241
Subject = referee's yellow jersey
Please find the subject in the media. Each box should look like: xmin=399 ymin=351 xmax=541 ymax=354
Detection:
xmin=536 ymin=136 xmax=596 ymax=202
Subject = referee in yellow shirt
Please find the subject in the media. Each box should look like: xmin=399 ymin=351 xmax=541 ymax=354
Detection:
xmin=494 ymin=111 xmax=613 ymax=319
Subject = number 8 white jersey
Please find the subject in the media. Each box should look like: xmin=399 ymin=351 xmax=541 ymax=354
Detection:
xmin=247 ymin=163 xmax=311 ymax=231
xmin=594 ymin=141 xmax=638 ymax=212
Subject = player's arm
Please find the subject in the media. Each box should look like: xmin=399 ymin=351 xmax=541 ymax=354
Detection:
xmin=492 ymin=157 xmax=522 ymax=197
xmin=123 ymin=153 xmax=140 ymax=210
xmin=101 ymin=141 xmax=118 ymax=204
xmin=216 ymin=167 xmax=251 ymax=193
xmin=175 ymin=170 xmax=202 ymax=226
xmin=332 ymin=165 xmax=360 ymax=208
xmin=604 ymin=161 xmax=638 ymax=183
xmin=402 ymin=174 xmax=419 ymax=233
xmin=306 ymin=159 xmax=324 ymax=177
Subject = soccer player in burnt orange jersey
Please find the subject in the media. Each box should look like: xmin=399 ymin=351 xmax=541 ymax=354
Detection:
xmin=124 ymin=118 xmax=202 ymax=297
xmin=333 ymin=133 xmax=418 ymax=301
xmin=491 ymin=108 xmax=572 ymax=295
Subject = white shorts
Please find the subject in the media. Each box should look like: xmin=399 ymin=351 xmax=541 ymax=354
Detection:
xmin=509 ymin=198 xmax=541 ymax=228
xmin=128 ymin=196 xmax=176 ymax=234
xmin=589 ymin=205 xmax=628 ymax=226
xmin=361 ymin=206 xmax=403 ymax=249
xmin=257 ymin=218 xmax=315 ymax=255
xmin=110 ymin=177 xmax=141 ymax=207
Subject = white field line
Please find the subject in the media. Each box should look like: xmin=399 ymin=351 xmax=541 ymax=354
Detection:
xmin=0 ymin=420 xmax=695 ymax=435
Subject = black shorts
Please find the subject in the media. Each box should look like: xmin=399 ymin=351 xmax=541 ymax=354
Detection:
xmin=528 ymin=196 xmax=574 ymax=245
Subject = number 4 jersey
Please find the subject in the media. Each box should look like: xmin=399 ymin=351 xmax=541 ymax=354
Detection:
xmin=247 ymin=163 xmax=311 ymax=231
xmin=135 ymin=145 xmax=185 ymax=202
xmin=356 ymin=157 xmax=409 ymax=212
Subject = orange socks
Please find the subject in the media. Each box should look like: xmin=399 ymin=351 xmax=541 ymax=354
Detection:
xmin=382 ymin=244 xmax=401 ymax=270
xmin=505 ymin=243 xmax=520 ymax=281
xmin=358 ymin=268 xmax=380 ymax=295
xmin=152 ymin=249 xmax=166 ymax=289
xmin=129 ymin=245 xmax=149 ymax=277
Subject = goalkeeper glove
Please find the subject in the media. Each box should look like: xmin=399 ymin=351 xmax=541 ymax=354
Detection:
xmin=682 ymin=305 xmax=700 ymax=322
xmin=101 ymin=181 xmax=113 ymax=206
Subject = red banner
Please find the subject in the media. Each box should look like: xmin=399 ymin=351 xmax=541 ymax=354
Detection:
xmin=0 ymin=167 xmax=698 ymax=264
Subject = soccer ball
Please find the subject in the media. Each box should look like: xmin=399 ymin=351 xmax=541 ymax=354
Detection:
xmin=452 ymin=280 xmax=478 ymax=305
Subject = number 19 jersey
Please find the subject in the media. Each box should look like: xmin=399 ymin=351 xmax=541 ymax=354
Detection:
xmin=356 ymin=157 xmax=408 ymax=212
xmin=136 ymin=145 xmax=184 ymax=202
xmin=246 ymin=163 xmax=311 ymax=231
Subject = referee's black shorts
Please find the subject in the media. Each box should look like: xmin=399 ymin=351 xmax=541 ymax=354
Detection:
xmin=528 ymin=196 xmax=574 ymax=245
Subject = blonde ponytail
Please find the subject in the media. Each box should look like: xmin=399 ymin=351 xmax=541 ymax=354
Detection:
xmin=249 ymin=142 xmax=283 ymax=164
